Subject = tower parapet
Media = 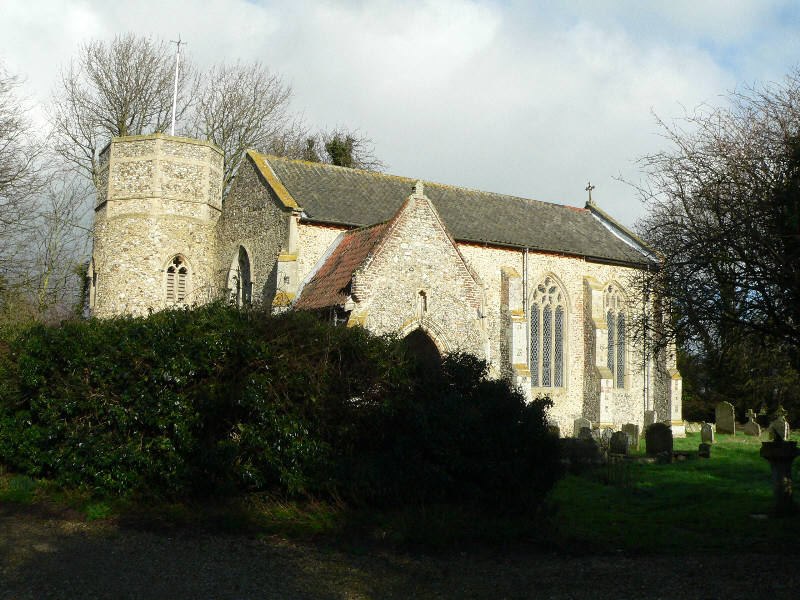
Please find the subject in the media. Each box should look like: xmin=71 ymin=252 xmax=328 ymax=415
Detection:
xmin=90 ymin=133 xmax=224 ymax=317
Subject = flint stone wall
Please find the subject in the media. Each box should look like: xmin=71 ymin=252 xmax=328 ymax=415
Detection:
xmin=350 ymin=193 xmax=487 ymax=358
xmin=91 ymin=134 xmax=223 ymax=317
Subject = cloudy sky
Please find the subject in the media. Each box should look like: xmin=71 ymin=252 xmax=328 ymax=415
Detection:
xmin=2 ymin=0 xmax=799 ymax=227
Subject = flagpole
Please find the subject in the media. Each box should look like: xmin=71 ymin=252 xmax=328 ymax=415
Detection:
xmin=170 ymin=36 xmax=184 ymax=136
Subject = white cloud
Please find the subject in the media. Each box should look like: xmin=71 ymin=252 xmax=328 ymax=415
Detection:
xmin=1 ymin=0 xmax=798 ymax=226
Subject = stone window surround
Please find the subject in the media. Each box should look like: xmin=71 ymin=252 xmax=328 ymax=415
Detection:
xmin=164 ymin=254 xmax=191 ymax=306
xmin=603 ymin=282 xmax=629 ymax=390
xmin=528 ymin=273 xmax=569 ymax=392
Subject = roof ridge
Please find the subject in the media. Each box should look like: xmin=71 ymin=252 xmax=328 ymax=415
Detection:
xmin=260 ymin=153 xmax=587 ymax=213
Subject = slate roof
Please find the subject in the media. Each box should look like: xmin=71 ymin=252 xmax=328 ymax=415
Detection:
xmin=253 ymin=153 xmax=652 ymax=267
xmin=293 ymin=222 xmax=389 ymax=310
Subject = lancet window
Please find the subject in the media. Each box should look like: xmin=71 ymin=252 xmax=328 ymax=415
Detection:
xmin=530 ymin=276 xmax=566 ymax=388
xmin=166 ymin=255 xmax=189 ymax=305
xmin=604 ymin=283 xmax=626 ymax=388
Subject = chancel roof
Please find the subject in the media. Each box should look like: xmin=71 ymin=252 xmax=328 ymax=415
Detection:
xmin=251 ymin=152 xmax=652 ymax=267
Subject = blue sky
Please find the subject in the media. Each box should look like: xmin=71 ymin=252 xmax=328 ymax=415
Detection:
xmin=1 ymin=0 xmax=799 ymax=226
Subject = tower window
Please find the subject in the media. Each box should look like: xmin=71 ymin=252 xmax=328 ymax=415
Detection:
xmin=166 ymin=256 xmax=189 ymax=304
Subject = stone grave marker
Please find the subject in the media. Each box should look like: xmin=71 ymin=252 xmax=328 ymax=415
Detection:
xmin=548 ymin=420 xmax=561 ymax=438
xmin=622 ymin=423 xmax=640 ymax=449
xmin=743 ymin=409 xmax=761 ymax=437
xmin=578 ymin=426 xmax=593 ymax=441
xmin=610 ymin=431 xmax=629 ymax=455
xmin=700 ymin=422 xmax=715 ymax=444
xmin=715 ymin=401 xmax=736 ymax=434
xmin=646 ymin=423 xmax=673 ymax=459
xmin=644 ymin=410 xmax=657 ymax=428
xmin=600 ymin=428 xmax=614 ymax=444
xmin=768 ymin=406 xmax=790 ymax=441
xmin=574 ymin=417 xmax=591 ymax=437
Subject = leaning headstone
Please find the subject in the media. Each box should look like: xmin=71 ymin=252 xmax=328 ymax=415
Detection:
xmin=743 ymin=410 xmax=761 ymax=437
xmin=715 ymin=401 xmax=736 ymax=435
xmin=645 ymin=423 xmax=673 ymax=459
xmin=622 ymin=423 xmax=640 ymax=449
xmin=610 ymin=431 xmax=629 ymax=455
xmin=574 ymin=417 xmax=591 ymax=437
xmin=644 ymin=410 xmax=657 ymax=428
xmin=700 ymin=422 xmax=715 ymax=444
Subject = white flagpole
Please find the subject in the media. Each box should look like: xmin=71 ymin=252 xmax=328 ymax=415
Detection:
xmin=170 ymin=36 xmax=184 ymax=136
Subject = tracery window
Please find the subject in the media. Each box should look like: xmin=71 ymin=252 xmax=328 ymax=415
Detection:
xmin=166 ymin=255 xmax=189 ymax=305
xmin=530 ymin=276 xmax=566 ymax=388
xmin=604 ymin=283 xmax=626 ymax=388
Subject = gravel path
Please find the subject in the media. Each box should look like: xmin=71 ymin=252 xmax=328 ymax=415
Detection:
xmin=2 ymin=501 xmax=798 ymax=599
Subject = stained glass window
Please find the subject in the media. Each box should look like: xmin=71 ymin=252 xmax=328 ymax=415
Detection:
xmin=604 ymin=284 xmax=626 ymax=388
xmin=554 ymin=306 xmax=564 ymax=387
xmin=530 ymin=276 xmax=566 ymax=388
xmin=530 ymin=310 xmax=539 ymax=387
xmin=617 ymin=314 xmax=626 ymax=388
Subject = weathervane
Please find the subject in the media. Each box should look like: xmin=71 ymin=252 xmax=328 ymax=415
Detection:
xmin=170 ymin=35 xmax=186 ymax=136
xmin=585 ymin=181 xmax=595 ymax=203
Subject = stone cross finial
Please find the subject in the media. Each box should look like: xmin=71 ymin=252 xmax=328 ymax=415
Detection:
xmin=775 ymin=405 xmax=788 ymax=419
xmin=585 ymin=181 xmax=595 ymax=203
xmin=746 ymin=408 xmax=757 ymax=422
xmin=413 ymin=180 xmax=425 ymax=197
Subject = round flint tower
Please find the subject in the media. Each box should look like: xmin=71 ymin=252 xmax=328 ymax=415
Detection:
xmin=90 ymin=133 xmax=223 ymax=317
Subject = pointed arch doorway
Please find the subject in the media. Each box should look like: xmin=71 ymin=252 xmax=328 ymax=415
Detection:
xmin=401 ymin=327 xmax=442 ymax=368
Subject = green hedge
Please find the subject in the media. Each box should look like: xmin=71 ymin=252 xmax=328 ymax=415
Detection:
xmin=0 ymin=304 xmax=561 ymax=509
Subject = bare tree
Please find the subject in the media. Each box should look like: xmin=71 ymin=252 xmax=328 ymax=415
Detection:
xmin=49 ymin=33 xmax=195 ymax=187
xmin=190 ymin=61 xmax=294 ymax=196
xmin=634 ymin=68 xmax=800 ymax=419
xmin=0 ymin=61 xmax=44 ymax=284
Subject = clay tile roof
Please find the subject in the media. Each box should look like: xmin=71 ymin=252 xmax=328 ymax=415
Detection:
xmin=293 ymin=221 xmax=389 ymax=310
xmin=256 ymin=154 xmax=653 ymax=266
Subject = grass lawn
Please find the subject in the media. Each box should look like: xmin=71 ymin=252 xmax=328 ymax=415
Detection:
xmin=2 ymin=432 xmax=799 ymax=554
xmin=550 ymin=432 xmax=800 ymax=554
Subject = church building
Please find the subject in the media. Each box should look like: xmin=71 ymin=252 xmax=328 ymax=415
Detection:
xmin=89 ymin=133 xmax=683 ymax=437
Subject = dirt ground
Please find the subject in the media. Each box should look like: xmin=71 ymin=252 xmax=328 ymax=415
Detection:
xmin=1 ymin=501 xmax=798 ymax=600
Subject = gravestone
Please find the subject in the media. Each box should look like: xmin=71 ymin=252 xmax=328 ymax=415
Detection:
xmin=698 ymin=443 xmax=711 ymax=458
xmin=769 ymin=417 xmax=790 ymax=441
xmin=548 ymin=420 xmax=561 ymax=438
xmin=574 ymin=417 xmax=591 ymax=437
xmin=622 ymin=423 xmax=640 ymax=449
xmin=715 ymin=401 xmax=736 ymax=434
xmin=600 ymin=428 xmax=614 ymax=445
xmin=646 ymin=423 xmax=673 ymax=458
xmin=578 ymin=426 xmax=593 ymax=441
xmin=644 ymin=410 xmax=657 ymax=428
xmin=700 ymin=422 xmax=715 ymax=444
xmin=769 ymin=406 xmax=790 ymax=441
xmin=743 ymin=409 xmax=761 ymax=437
xmin=610 ymin=431 xmax=629 ymax=455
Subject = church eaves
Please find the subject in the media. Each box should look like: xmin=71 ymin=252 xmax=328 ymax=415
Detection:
xmin=249 ymin=152 xmax=654 ymax=267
